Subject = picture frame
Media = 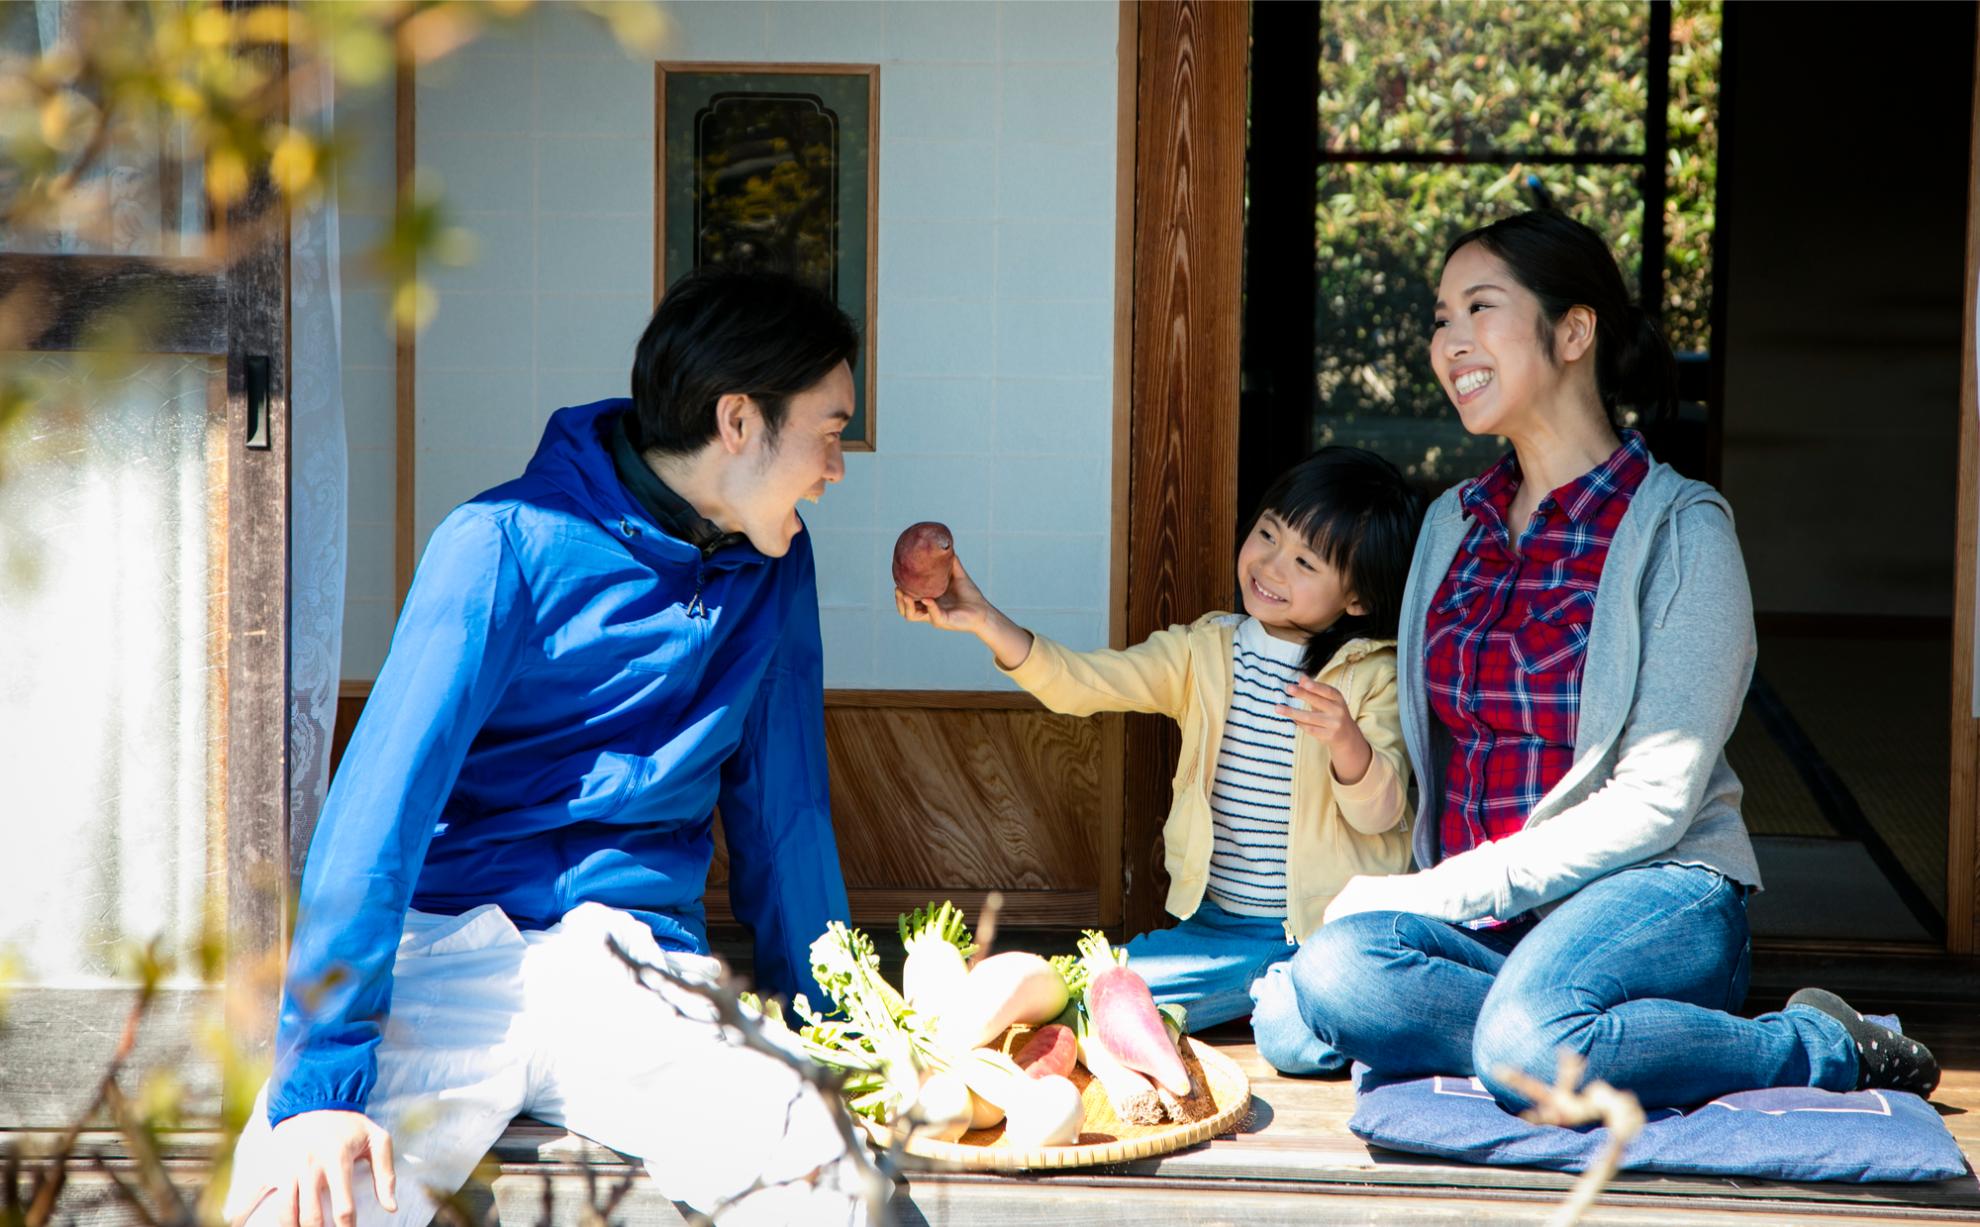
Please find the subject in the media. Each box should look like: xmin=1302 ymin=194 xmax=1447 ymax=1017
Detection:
xmin=655 ymin=62 xmax=880 ymax=451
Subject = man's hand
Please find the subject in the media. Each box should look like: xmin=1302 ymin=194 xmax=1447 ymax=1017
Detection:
xmin=250 ymin=1109 xmax=397 ymax=1227
xmin=1278 ymin=677 xmax=1372 ymax=784
xmin=894 ymin=554 xmax=1034 ymax=670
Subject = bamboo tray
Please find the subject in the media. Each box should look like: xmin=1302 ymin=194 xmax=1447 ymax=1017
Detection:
xmin=866 ymin=1037 xmax=1251 ymax=1171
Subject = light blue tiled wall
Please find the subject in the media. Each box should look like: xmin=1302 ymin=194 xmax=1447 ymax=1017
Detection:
xmin=399 ymin=0 xmax=1119 ymax=689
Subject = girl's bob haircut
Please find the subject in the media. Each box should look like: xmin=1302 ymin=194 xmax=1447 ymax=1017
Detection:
xmin=1244 ymin=446 xmax=1425 ymax=678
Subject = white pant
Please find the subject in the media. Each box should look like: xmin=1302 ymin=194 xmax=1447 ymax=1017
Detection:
xmin=224 ymin=903 xmax=871 ymax=1226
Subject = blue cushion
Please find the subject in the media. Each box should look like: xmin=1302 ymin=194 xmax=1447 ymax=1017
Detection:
xmin=1346 ymin=1017 xmax=1969 ymax=1183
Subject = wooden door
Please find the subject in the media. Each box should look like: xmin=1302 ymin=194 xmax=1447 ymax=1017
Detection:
xmin=0 ymin=5 xmax=290 ymax=1123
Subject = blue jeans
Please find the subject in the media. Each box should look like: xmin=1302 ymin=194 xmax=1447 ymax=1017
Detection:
xmin=1287 ymin=863 xmax=1861 ymax=1109
xmin=1123 ymin=899 xmax=1346 ymax=1075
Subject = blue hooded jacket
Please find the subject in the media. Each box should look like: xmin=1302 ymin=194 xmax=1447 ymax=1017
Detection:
xmin=268 ymin=399 xmax=850 ymax=1125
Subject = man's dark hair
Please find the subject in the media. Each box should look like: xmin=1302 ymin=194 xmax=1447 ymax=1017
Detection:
xmin=630 ymin=266 xmax=860 ymax=455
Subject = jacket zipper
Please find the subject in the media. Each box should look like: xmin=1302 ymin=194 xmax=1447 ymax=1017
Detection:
xmin=624 ymin=514 xmax=708 ymax=619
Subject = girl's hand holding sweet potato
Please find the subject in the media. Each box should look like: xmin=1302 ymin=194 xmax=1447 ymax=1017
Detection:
xmin=894 ymin=552 xmax=993 ymax=634
xmin=893 ymin=543 xmax=1035 ymax=671
xmin=1278 ymin=676 xmax=1372 ymax=785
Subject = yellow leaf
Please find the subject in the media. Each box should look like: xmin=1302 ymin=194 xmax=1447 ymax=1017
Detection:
xmin=392 ymin=280 xmax=438 ymax=332
xmin=207 ymin=145 xmax=250 ymax=205
xmin=331 ymin=24 xmax=394 ymax=87
xmin=602 ymin=1 xmax=668 ymax=55
xmin=38 ymin=90 xmax=96 ymax=152
xmin=401 ymin=4 xmax=485 ymax=65
xmin=269 ymin=126 xmax=318 ymax=194
xmin=240 ymin=4 xmax=305 ymax=44
xmin=192 ymin=5 xmax=232 ymax=50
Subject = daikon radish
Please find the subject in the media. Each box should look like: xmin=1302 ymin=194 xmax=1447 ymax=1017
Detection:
xmin=897 ymin=901 xmax=975 ymax=1022
xmin=1075 ymin=1019 xmax=1164 ymax=1125
xmin=1078 ymin=931 xmax=1191 ymax=1097
xmin=939 ymin=951 xmax=1070 ymax=1049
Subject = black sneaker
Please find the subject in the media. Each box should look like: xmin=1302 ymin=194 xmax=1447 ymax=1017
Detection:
xmin=1786 ymin=987 xmax=1940 ymax=1097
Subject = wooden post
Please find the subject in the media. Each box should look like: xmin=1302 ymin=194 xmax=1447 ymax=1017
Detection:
xmin=1122 ymin=0 xmax=1249 ymax=936
xmin=1950 ymin=17 xmax=1980 ymax=956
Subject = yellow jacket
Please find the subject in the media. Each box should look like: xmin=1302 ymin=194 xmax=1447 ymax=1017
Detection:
xmin=1001 ymin=612 xmax=1414 ymax=942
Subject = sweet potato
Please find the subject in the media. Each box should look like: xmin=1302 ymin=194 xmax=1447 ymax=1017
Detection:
xmin=892 ymin=521 xmax=955 ymax=599
xmin=1013 ymin=1023 xmax=1078 ymax=1080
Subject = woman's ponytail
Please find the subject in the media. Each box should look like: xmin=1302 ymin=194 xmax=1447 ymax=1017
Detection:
xmin=1603 ymin=302 xmax=1678 ymax=433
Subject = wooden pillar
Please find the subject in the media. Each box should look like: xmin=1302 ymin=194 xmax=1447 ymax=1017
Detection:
xmin=1121 ymin=0 xmax=1249 ymax=935
xmin=1950 ymin=16 xmax=1980 ymax=955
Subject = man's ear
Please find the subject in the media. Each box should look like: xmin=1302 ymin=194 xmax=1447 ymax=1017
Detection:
xmin=1557 ymin=305 xmax=1597 ymax=364
xmin=714 ymin=393 xmax=757 ymax=455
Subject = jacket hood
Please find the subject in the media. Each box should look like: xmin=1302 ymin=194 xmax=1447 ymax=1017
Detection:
xmin=522 ymin=397 xmax=773 ymax=568
xmin=522 ymin=398 xmax=648 ymax=531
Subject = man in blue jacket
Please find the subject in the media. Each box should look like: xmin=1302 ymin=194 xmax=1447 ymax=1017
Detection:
xmin=225 ymin=269 xmax=866 ymax=1227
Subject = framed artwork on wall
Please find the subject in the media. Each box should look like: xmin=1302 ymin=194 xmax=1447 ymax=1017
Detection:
xmin=656 ymin=62 xmax=879 ymax=451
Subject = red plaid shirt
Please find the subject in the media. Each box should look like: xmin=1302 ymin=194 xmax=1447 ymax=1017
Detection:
xmin=1425 ymin=431 xmax=1651 ymax=867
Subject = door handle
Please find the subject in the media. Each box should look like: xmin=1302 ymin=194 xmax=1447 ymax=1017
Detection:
xmin=244 ymin=354 xmax=271 ymax=450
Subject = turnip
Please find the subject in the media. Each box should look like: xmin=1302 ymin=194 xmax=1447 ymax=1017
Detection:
xmin=1001 ymin=1074 xmax=1085 ymax=1148
xmin=938 ymin=951 xmax=1071 ymax=1050
xmin=950 ymin=1048 xmax=1084 ymax=1148
xmin=912 ymin=1068 xmax=975 ymax=1142
xmin=898 ymin=901 xmax=975 ymax=1023
xmin=967 ymin=1086 xmax=1006 ymax=1130
xmin=1078 ymin=931 xmax=1191 ymax=1097
xmin=892 ymin=521 xmax=955 ymax=599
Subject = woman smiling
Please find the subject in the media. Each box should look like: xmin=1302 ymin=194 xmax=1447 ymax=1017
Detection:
xmin=1279 ymin=211 xmax=1940 ymax=1110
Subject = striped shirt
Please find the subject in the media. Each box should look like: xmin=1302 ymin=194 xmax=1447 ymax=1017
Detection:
xmin=1205 ymin=617 xmax=1307 ymax=918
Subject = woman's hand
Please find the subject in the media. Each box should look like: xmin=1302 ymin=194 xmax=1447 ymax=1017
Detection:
xmin=1323 ymin=874 xmax=1420 ymax=925
xmin=895 ymin=554 xmax=1034 ymax=670
xmin=1279 ymin=677 xmax=1373 ymax=784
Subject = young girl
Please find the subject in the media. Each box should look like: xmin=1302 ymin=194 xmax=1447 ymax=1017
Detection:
xmin=896 ymin=447 xmax=1424 ymax=1073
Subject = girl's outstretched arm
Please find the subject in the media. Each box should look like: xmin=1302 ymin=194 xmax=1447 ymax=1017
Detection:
xmin=895 ymin=552 xmax=1035 ymax=669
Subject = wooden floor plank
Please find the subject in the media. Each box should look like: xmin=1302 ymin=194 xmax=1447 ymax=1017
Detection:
xmin=12 ymin=960 xmax=1980 ymax=1224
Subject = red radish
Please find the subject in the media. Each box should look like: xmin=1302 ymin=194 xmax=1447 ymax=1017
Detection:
xmin=892 ymin=521 xmax=955 ymax=599
xmin=1078 ymin=932 xmax=1190 ymax=1097
xmin=1013 ymin=1023 xmax=1077 ymax=1080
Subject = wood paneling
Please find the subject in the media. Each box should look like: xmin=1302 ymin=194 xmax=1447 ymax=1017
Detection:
xmin=1953 ymin=16 xmax=1980 ymax=956
xmin=334 ymin=688 xmax=1116 ymax=927
xmin=708 ymin=699 xmax=1117 ymax=925
xmin=1122 ymin=1 xmax=1249 ymax=935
